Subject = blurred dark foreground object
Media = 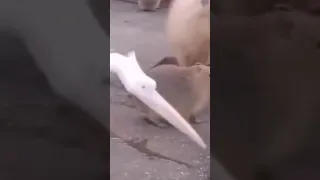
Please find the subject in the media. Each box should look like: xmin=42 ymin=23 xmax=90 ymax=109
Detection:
xmin=0 ymin=0 xmax=110 ymax=179
xmin=0 ymin=32 xmax=109 ymax=180
xmin=212 ymin=9 xmax=320 ymax=180
xmin=211 ymin=0 xmax=320 ymax=16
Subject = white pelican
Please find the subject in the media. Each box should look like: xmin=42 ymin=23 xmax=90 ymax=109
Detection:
xmin=110 ymin=50 xmax=207 ymax=149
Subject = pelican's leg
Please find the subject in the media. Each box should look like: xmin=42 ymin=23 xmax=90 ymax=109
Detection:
xmin=144 ymin=111 xmax=170 ymax=128
xmin=189 ymin=114 xmax=198 ymax=123
xmin=188 ymin=114 xmax=204 ymax=124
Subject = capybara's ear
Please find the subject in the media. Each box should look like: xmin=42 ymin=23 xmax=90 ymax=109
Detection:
xmin=150 ymin=56 xmax=180 ymax=69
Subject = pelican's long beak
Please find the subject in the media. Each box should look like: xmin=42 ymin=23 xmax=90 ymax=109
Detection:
xmin=133 ymin=88 xmax=207 ymax=149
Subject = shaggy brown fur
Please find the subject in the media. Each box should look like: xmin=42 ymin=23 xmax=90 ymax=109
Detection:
xmin=166 ymin=0 xmax=210 ymax=66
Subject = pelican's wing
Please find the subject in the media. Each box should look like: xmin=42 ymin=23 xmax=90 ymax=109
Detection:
xmin=110 ymin=51 xmax=207 ymax=149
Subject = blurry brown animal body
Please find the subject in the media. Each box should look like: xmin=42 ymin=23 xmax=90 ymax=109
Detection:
xmin=138 ymin=0 xmax=162 ymax=11
xmin=166 ymin=0 xmax=210 ymax=66
xmin=128 ymin=63 xmax=210 ymax=128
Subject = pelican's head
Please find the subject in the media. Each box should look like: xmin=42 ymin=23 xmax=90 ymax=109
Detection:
xmin=126 ymin=51 xmax=157 ymax=92
xmin=110 ymin=51 xmax=156 ymax=93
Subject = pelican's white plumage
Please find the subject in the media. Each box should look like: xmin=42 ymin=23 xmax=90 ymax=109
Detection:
xmin=110 ymin=50 xmax=207 ymax=149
